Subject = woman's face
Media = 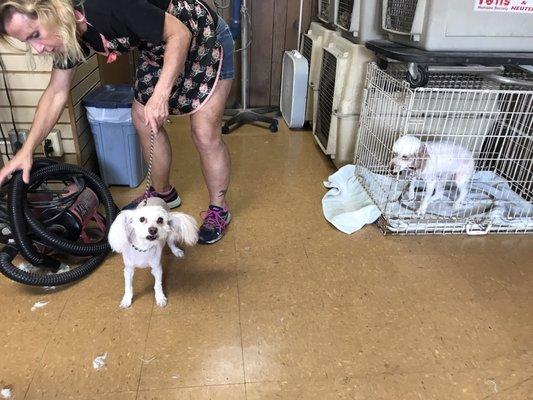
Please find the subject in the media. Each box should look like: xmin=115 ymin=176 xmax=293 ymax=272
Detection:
xmin=4 ymin=11 xmax=64 ymax=54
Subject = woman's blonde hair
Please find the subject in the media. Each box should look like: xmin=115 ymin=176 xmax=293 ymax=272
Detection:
xmin=0 ymin=0 xmax=86 ymax=68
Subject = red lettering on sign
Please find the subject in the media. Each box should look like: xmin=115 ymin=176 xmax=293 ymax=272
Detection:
xmin=479 ymin=0 xmax=511 ymax=5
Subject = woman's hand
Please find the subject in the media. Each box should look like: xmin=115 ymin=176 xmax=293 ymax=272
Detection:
xmin=144 ymin=91 xmax=169 ymax=135
xmin=0 ymin=146 xmax=33 ymax=186
xmin=140 ymin=13 xmax=190 ymax=135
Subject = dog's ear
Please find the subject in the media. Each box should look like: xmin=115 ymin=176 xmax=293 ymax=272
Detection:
xmin=168 ymin=212 xmax=199 ymax=246
xmin=414 ymin=142 xmax=429 ymax=170
xmin=108 ymin=210 xmax=134 ymax=253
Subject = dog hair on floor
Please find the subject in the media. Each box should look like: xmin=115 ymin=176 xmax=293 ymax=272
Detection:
xmin=108 ymin=197 xmax=198 ymax=308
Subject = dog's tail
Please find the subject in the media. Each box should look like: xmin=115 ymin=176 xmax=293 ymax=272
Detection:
xmin=169 ymin=212 xmax=199 ymax=246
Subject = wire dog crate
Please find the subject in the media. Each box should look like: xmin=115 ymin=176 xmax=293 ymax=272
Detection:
xmin=354 ymin=63 xmax=533 ymax=235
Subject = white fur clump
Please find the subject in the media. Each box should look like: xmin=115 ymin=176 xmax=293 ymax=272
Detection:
xmin=31 ymin=301 xmax=49 ymax=312
xmin=108 ymin=197 xmax=198 ymax=308
xmin=93 ymin=352 xmax=108 ymax=370
xmin=1 ymin=387 xmax=13 ymax=399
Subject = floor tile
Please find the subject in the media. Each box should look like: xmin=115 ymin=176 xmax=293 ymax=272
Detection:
xmin=246 ymin=365 xmax=533 ymax=400
xmin=25 ymin=313 xmax=150 ymax=398
xmin=0 ymin=318 xmax=55 ymax=400
xmin=0 ymin=275 xmax=71 ymax=323
xmin=59 ymin=261 xmax=155 ymax=319
xmin=151 ymin=245 xmax=239 ymax=316
xmin=43 ymin=391 xmax=138 ymax=400
xmin=139 ymin=312 xmax=243 ymax=390
xmin=241 ymin=304 xmax=435 ymax=383
xmin=137 ymin=384 xmax=246 ymax=400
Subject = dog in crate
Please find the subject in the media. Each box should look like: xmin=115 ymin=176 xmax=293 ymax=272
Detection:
xmin=108 ymin=197 xmax=199 ymax=308
xmin=390 ymin=135 xmax=475 ymax=215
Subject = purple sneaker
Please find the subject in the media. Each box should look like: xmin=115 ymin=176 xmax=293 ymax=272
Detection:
xmin=122 ymin=186 xmax=182 ymax=210
xmin=198 ymin=205 xmax=231 ymax=244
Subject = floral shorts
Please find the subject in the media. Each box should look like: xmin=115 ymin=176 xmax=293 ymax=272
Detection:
xmin=134 ymin=0 xmax=223 ymax=116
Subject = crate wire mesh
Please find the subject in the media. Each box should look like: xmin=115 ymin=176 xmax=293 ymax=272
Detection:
xmin=336 ymin=0 xmax=355 ymax=31
xmin=315 ymin=51 xmax=337 ymax=150
xmin=384 ymin=0 xmax=417 ymax=34
xmin=354 ymin=63 xmax=533 ymax=234
xmin=319 ymin=0 xmax=333 ymax=23
xmin=301 ymin=35 xmax=313 ymax=71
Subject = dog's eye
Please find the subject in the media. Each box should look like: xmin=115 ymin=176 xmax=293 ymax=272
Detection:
xmin=157 ymin=217 xmax=164 ymax=224
xmin=140 ymin=217 xmax=146 ymax=223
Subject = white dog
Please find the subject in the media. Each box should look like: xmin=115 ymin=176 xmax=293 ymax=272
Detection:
xmin=108 ymin=197 xmax=198 ymax=308
xmin=390 ymin=135 xmax=475 ymax=215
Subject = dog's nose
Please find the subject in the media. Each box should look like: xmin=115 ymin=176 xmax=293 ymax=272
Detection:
xmin=148 ymin=227 xmax=158 ymax=235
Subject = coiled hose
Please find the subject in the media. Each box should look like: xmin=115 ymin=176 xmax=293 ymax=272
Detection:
xmin=0 ymin=162 xmax=118 ymax=286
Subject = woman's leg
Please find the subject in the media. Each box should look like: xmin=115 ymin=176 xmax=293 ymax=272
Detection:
xmin=190 ymin=78 xmax=233 ymax=208
xmin=190 ymin=78 xmax=233 ymax=244
xmin=132 ymin=99 xmax=173 ymax=193
xmin=122 ymin=100 xmax=181 ymax=210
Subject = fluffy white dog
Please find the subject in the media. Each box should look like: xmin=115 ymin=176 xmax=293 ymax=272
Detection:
xmin=108 ymin=197 xmax=198 ymax=308
xmin=390 ymin=135 xmax=475 ymax=215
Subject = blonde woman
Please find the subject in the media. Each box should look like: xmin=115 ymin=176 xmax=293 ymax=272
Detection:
xmin=0 ymin=0 xmax=234 ymax=244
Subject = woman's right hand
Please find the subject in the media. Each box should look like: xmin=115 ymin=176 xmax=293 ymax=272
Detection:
xmin=0 ymin=147 xmax=33 ymax=186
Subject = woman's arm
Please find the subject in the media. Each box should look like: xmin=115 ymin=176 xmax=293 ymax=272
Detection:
xmin=25 ymin=68 xmax=74 ymax=153
xmin=143 ymin=13 xmax=192 ymax=133
xmin=0 ymin=67 xmax=75 ymax=185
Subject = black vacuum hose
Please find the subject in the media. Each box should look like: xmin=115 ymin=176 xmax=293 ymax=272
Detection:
xmin=0 ymin=162 xmax=118 ymax=286
xmin=20 ymin=164 xmax=116 ymax=256
xmin=0 ymin=245 xmax=108 ymax=286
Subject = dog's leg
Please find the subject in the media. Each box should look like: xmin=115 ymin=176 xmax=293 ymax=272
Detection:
xmin=418 ymin=179 xmax=437 ymax=215
xmin=167 ymin=239 xmax=184 ymax=259
xmin=453 ymin=174 xmax=470 ymax=210
xmin=150 ymin=264 xmax=167 ymax=307
xmin=407 ymin=179 xmax=416 ymax=201
xmin=120 ymin=266 xmax=135 ymax=308
xmin=431 ymin=180 xmax=446 ymax=201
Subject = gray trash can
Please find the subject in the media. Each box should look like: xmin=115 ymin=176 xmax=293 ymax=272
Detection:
xmin=82 ymin=85 xmax=146 ymax=187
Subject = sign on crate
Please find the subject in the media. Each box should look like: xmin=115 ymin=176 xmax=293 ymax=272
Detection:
xmin=475 ymin=0 xmax=533 ymax=13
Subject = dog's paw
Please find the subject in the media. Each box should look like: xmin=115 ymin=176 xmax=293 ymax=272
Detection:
xmin=171 ymin=248 xmax=184 ymax=258
xmin=155 ymin=294 xmax=167 ymax=307
xmin=119 ymin=296 xmax=132 ymax=309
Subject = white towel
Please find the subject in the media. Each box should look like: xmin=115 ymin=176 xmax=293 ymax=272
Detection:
xmin=322 ymin=165 xmax=381 ymax=234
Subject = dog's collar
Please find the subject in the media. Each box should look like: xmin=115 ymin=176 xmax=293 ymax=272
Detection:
xmin=131 ymin=243 xmax=153 ymax=253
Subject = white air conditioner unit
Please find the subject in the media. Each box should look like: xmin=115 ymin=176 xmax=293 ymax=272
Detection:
xmin=334 ymin=0 xmax=384 ymax=42
xmin=300 ymin=22 xmax=340 ymax=127
xmin=313 ymin=35 xmax=375 ymax=168
xmin=318 ymin=0 xmax=335 ymax=24
xmin=280 ymin=50 xmax=308 ymax=129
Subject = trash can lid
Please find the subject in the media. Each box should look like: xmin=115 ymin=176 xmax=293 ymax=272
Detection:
xmin=82 ymin=85 xmax=134 ymax=109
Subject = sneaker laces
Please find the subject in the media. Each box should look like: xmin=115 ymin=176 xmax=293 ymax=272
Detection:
xmin=200 ymin=208 xmax=228 ymax=231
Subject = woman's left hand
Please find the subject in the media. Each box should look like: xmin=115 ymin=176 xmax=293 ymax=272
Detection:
xmin=144 ymin=91 xmax=169 ymax=135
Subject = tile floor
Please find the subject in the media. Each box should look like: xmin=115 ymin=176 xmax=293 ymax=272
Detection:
xmin=1 ymin=119 xmax=532 ymax=399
